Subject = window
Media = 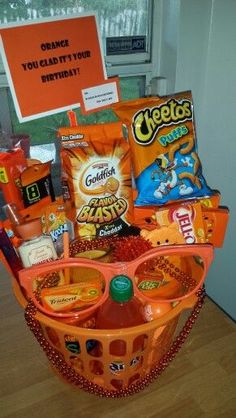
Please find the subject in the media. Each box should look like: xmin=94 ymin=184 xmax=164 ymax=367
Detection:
xmin=0 ymin=0 xmax=161 ymax=156
xmin=0 ymin=1 xmax=151 ymax=63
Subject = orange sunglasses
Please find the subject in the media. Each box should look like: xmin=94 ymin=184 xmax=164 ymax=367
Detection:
xmin=18 ymin=244 xmax=214 ymax=320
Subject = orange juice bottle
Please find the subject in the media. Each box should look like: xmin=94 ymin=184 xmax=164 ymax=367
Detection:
xmin=96 ymin=275 xmax=145 ymax=355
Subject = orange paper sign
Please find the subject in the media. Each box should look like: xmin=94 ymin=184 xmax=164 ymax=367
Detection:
xmin=0 ymin=14 xmax=107 ymax=122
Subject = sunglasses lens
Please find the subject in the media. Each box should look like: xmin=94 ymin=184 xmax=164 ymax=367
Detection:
xmin=134 ymin=254 xmax=205 ymax=301
xmin=30 ymin=265 xmax=106 ymax=315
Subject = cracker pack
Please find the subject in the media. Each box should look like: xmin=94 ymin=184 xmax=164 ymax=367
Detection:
xmin=113 ymin=91 xmax=213 ymax=206
xmin=58 ymin=121 xmax=134 ymax=239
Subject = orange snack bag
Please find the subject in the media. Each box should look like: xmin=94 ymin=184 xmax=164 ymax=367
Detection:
xmin=58 ymin=121 xmax=134 ymax=239
xmin=20 ymin=161 xmax=55 ymax=207
xmin=113 ymin=91 xmax=213 ymax=206
xmin=0 ymin=148 xmax=27 ymax=209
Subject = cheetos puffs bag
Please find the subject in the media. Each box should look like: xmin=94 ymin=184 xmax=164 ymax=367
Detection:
xmin=113 ymin=91 xmax=213 ymax=206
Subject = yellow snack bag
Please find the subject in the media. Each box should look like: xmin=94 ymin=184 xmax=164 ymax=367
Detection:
xmin=58 ymin=121 xmax=134 ymax=239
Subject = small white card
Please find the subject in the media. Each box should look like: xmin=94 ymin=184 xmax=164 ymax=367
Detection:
xmin=81 ymin=79 xmax=120 ymax=113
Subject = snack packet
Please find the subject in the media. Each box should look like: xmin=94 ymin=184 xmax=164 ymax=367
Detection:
xmin=113 ymin=91 xmax=213 ymax=206
xmin=41 ymin=201 xmax=68 ymax=256
xmin=58 ymin=121 xmax=134 ymax=239
xmin=20 ymin=161 xmax=55 ymax=207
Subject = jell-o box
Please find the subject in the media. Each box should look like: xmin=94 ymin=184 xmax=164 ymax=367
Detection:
xmin=154 ymin=201 xmax=206 ymax=245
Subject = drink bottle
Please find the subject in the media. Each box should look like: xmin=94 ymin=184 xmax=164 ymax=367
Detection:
xmin=96 ymin=275 xmax=145 ymax=355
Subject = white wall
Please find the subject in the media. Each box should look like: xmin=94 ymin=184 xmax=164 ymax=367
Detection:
xmin=158 ymin=0 xmax=180 ymax=93
xmin=159 ymin=0 xmax=235 ymax=319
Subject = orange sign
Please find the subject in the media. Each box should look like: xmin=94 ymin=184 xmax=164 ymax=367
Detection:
xmin=0 ymin=14 xmax=107 ymax=122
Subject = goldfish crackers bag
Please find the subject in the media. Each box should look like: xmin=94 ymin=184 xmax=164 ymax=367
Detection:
xmin=58 ymin=121 xmax=134 ymax=239
xmin=113 ymin=91 xmax=213 ymax=205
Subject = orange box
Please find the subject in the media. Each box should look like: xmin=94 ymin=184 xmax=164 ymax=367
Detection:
xmin=154 ymin=202 xmax=206 ymax=245
xmin=202 ymin=206 xmax=229 ymax=247
xmin=41 ymin=282 xmax=103 ymax=313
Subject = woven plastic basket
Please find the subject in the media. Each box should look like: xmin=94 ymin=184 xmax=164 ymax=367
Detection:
xmin=13 ymin=278 xmax=205 ymax=398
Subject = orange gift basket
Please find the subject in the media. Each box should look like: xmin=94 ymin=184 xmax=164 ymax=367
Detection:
xmin=1 ymin=102 xmax=229 ymax=399
xmin=13 ymin=234 xmax=215 ymax=398
xmin=14 ymin=279 xmax=206 ymax=397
